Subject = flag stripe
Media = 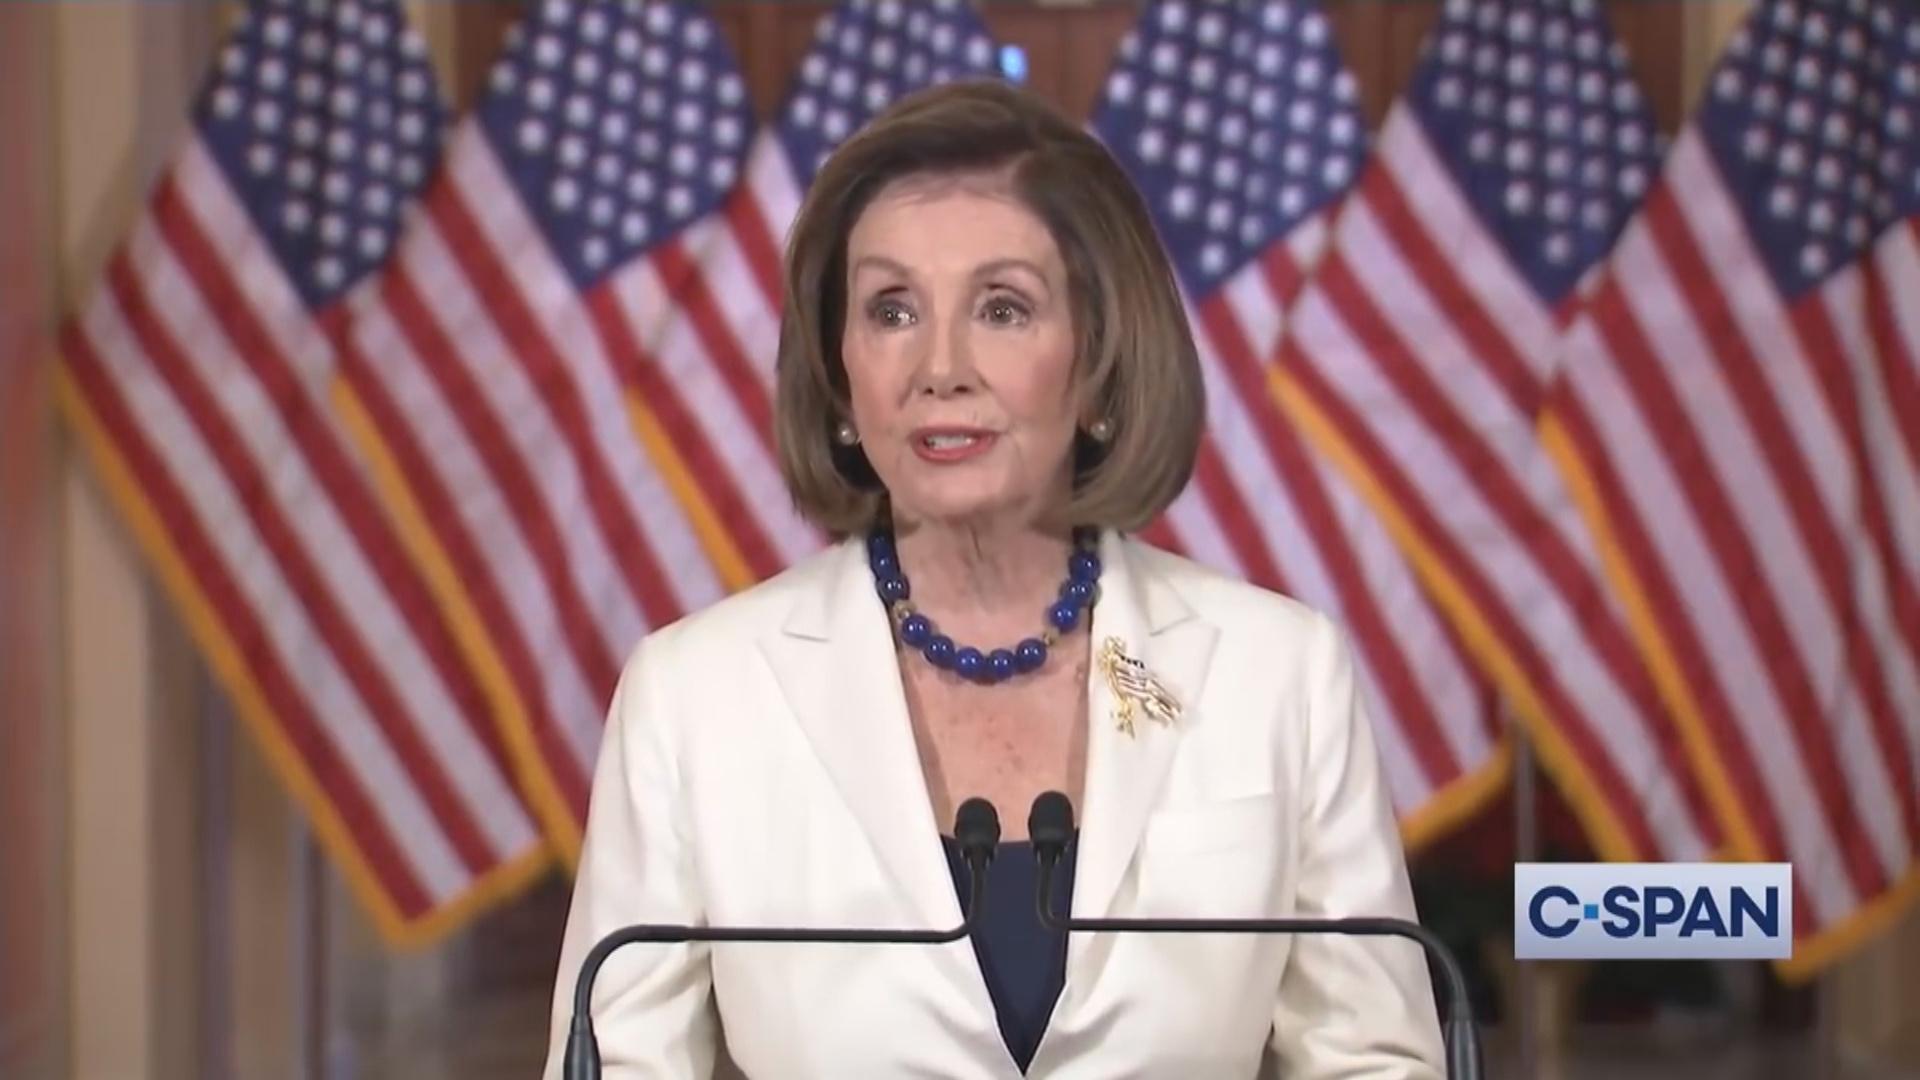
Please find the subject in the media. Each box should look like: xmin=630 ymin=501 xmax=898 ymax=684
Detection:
xmin=1324 ymin=204 xmax=1651 ymax=706
xmin=158 ymin=167 xmax=489 ymax=775
xmin=1306 ymin=206 xmax=1720 ymax=847
xmin=1298 ymin=180 xmax=1728 ymax=850
xmin=649 ymin=241 xmax=777 ymax=453
xmin=589 ymin=280 xmax=784 ymax=580
xmin=105 ymin=246 xmax=495 ymax=888
xmin=1281 ymin=306 xmax=1664 ymax=861
xmin=1549 ymin=325 xmax=1826 ymax=931
xmin=150 ymin=182 xmax=537 ymax=861
xmin=1365 ymin=141 xmax=1540 ymax=417
xmin=1870 ymin=224 xmax=1920 ymax=471
xmin=427 ymin=185 xmax=681 ymax=637
xmin=1196 ymin=297 xmax=1466 ymax=787
xmin=377 ymin=242 xmax=614 ymax=772
xmin=1792 ymin=299 xmax=1920 ymax=850
xmin=445 ymin=136 xmax=723 ymax=619
xmin=1584 ymin=251 xmax=1860 ymax=918
xmin=339 ymin=294 xmax=597 ymax=821
xmin=65 ymin=306 xmax=448 ymax=910
xmin=1646 ymin=183 xmax=1897 ymax=896
xmin=1861 ymin=246 xmax=1920 ymax=573
xmin=1678 ymin=201 xmax=1920 ymax=849
xmin=732 ymin=146 xmax=793 ymax=310
xmin=633 ymin=240 xmax=821 ymax=571
xmin=1181 ymin=433 xmax=1291 ymax=588
xmin=381 ymin=226 xmax=621 ymax=720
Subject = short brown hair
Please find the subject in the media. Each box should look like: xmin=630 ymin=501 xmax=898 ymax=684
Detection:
xmin=773 ymin=79 xmax=1205 ymax=536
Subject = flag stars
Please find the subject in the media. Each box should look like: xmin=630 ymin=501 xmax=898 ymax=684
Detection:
xmin=1280 ymin=184 xmax=1306 ymax=217
xmin=1193 ymin=55 xmax=1219 ymax=90
xmin=581 ymin=236 xmax=609 ymax=271
xmin=1770 ymin=185 xmax=1799 ymax=218
xmin=1147 ymin=84 xmax=1175 ymax=119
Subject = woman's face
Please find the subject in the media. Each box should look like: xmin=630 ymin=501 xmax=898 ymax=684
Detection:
xmin=840 ymin=171 xmax=1080 ymax=531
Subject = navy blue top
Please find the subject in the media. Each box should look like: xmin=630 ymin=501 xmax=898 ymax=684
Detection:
xmin=939 ymin=835 xmax=1078 ymax=1073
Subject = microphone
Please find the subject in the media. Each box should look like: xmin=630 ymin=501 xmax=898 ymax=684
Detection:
xmin=1028 ymin=792 xmax=1484 ymax=1080
xmin=562 ymin=797 xmax=1003 ymax=1080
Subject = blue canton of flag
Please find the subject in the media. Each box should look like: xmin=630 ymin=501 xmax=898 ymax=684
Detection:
xmin=1697 ymin=0 xmax=1920 ymax=296
xmin=200 ymin=0 xmax=447 ymax=306
xmin=478 ymin=0 xmax=756 ymax=288
xmin=1093 ymin=0 xmax=1367 ymax=294
xmin=775 ymin=0 xmax=1002 ymax=187
xmin=1411 ymin=0 xmax=1663 ymax=302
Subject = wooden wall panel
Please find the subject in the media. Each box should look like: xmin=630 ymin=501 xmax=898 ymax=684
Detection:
xmin=980 ymin=5 xmax=1139 ymax=122
xmin=0 ymin=4 xmax=64 ymax=1074
xmin=442 ymin=2 xmax=1699 ymax=134
xmin=1607 ymin=1 xmax=1689 ymax=133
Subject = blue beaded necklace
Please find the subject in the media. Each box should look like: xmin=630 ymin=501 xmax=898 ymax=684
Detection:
xmin=866 ymin=528 xmax=1102 ymax=684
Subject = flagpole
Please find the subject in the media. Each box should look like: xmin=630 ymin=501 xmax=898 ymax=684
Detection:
xmin=1511 ymin=708 xmax=1542 ymax=1079
xmin=293 ymin=821 xmax=327 ymax=1080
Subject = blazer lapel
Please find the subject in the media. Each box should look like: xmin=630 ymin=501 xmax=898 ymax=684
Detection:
xmin=1070 ymin=533 xmax=1219 ymax=923
xmin=757 ymin=539 xmax=961 ymax=930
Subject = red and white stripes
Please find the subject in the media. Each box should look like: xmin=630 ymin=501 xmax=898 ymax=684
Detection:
xmin=1277 ymin=114 xmax=1722 ymax=863
xmin=61 ymin=139 xmax=544 ymax=937
xmin=339 ymin=128 xmax=726 ymax=849
xmin=1549 ymin=131 xmax=1920 ymax=956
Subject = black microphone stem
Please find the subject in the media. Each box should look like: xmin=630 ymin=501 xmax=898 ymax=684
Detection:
xmin=1033 ymin=825 xmax=1483 ymax=1080
xmin=564 ymin=798 xmax=1001 ymax=1080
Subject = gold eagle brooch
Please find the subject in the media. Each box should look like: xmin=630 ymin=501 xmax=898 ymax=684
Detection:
xmin=1097 ymin=636 xmax=1181 ymax=737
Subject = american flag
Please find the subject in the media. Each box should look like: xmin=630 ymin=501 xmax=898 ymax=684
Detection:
xmin=1270 ymin=0 xmax=1724 ymax=864
xmin=641 ymin=0 xmax=1005 ymax=585
xmin=55 ymin=0 xmax=547 ymax=943
xmin=1546 ymin=0 xmax=1920 ymax=971
xmin=1091 ymin=0 xmax=1504 ymax=838
xmin=335 ymin=0 xmax=755 ymax=856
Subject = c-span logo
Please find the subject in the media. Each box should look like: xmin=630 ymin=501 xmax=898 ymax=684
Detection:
xmin=1515 ymin=863 xmax=1792 ymax=960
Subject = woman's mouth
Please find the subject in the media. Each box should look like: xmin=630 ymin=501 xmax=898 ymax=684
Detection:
xmin=911 ymin=428 xmax=997 ymax=463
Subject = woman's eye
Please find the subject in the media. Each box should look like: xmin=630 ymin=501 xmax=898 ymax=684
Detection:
xmin=980 ymin=296 xmax=1030 ymax=326
xmin=868 ymin=298 xmax=915 ymax=328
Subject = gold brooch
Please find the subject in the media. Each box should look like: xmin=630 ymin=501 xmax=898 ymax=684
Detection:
xmin=1097 ymin=636 xmax=1181 ymax=737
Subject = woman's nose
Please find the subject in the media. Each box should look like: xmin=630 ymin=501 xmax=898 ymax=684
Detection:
xmin=913 ymin=319 xmax=977 ymax=396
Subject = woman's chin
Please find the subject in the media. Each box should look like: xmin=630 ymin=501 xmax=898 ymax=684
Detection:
xmin=889 ymin=490 xmax=1032 ymax=529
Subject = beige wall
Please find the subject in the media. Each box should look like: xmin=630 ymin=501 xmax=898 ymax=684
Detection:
xmin=0 ymin=3 xmax=64 ymax=1077
xmin=53 ymin=7 xmax=218 ymax=1077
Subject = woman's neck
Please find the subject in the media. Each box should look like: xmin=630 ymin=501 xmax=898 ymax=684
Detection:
xmin=890 ymin=516 xmax=1078 ymax=623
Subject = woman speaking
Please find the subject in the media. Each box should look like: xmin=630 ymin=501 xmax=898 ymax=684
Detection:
xmin=543 ymin=80 xmax=1444 ymax=1078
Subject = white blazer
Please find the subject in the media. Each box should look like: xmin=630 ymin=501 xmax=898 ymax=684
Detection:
xmin=544 ymin=531 xmax=1444 ymax=1079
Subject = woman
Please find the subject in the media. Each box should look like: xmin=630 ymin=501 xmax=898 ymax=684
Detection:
xmin=544 ymin=80 xmax=1444 ymax=1078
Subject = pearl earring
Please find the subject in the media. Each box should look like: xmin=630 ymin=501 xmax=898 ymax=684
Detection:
xmin=835 ymin=420 xmax=860 ymax=446
xmin=1087 ymin=417 xmax=1114 ymax=443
